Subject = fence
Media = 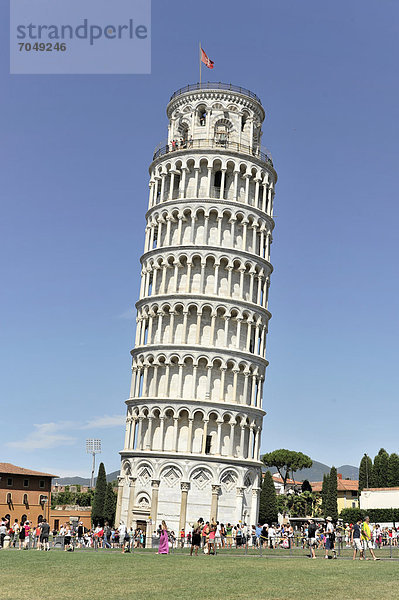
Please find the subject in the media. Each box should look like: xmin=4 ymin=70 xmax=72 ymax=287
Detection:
xmin=152 ymin=138 xmax=273 ymax=166
xmin=3 ymin=533 xmax=399 ymax=559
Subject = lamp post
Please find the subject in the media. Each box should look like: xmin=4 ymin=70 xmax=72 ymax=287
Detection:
xmin=86 ymin=439 xmax=101 ymax=489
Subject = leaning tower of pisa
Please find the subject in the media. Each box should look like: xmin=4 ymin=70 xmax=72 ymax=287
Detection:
xmin=115 ymin=83 xmax=277 ymax=541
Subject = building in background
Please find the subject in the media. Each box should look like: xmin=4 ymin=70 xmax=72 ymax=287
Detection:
xmin=0 ymin=463 xmax=56 ymax=524
xmin=360 ymin=488 xmax=399 ymax=510
xmin=115 ymin=82 xmax=277 ymax=540
xmin=311 ymin=473 xmax=359 ymax=511
xmin=271 ymin=473 xmax=301 ymax=495
xmin=49 ymin=506 xmax=92 ymax=530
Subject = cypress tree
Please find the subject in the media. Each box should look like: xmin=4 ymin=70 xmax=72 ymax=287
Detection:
xmin=321 ymin=473 xmax=329 ymax=516
xmin=258 ymin=471 xmax=278 ymax=525
xmin=92 ymin=462 xmax=107 ymax=526
xmin=388 ymin=453 xmax=399 ymax=487
xmin=104 ymin=482 xmax=117 ymax=526
xmin=301 ymin=479 xmax=312 ymax=493
xmin=373 ymin=449 xmax=389 ymax=488
xmin=358 ymin=454 xmax=373 ymax=491
xmin=325 ymin=466 xmax=338 ymax=521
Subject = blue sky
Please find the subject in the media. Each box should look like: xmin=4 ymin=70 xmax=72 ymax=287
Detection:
xmin=1 ymin=0 xmax=398 ymax=479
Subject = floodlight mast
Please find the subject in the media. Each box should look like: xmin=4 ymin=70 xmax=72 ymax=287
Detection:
xmin=86 ymin=439 xmax=101 ymax=488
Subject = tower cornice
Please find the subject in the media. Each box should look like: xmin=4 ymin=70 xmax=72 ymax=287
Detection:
xmin=145 ymin=197 xmax=276 ymax=232
xmin=135 ymin=293 xmax=272 ymax=321
xmin=140 ymin=244 xmax=273 ymax=274
xmin=130 ymin=343 xmax=269 ymax=369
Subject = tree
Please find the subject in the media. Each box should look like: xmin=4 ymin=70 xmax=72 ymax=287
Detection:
xmin=373 ymin=448 xmax=389 ymax=488
xmin=104 ymin=482 xmax=117 ymax=526
xmin=321 ymin=473 xmax=330 ymax=516
xmin=325 ymin=466 xmax=338 ymax=521
xmin=301 ymin=480 xmax=312 ymax=493
xmin=388 ymin=453 xmax=399 ymax=487
xmin=358 ymin=454 xmax=373 ymax=491
xmin=258 ymin=471 xmax=278 ymax=525
xmin=262 ymin=449 xmax=312 ymax=492
xmin=91 ymin=462 xmax=107 ymax=526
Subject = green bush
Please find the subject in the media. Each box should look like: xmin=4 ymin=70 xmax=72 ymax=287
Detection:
xmin=340 ymin=507 xmax=399 ymax=524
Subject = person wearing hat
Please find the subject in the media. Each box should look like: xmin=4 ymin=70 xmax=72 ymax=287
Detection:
xmin=324 ymin=517 xmax=337 ymax=559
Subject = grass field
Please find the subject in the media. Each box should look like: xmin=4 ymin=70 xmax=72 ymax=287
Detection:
xmin=1 ymin=549 xmax=398 ymax=600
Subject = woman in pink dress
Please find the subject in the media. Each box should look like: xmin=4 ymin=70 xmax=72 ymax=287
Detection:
xmin=158 ymin=520 xmax=169 ymax=554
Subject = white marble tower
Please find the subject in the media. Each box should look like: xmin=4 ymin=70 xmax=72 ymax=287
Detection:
xmin=115 ymin=83 xmax=277 ymax=540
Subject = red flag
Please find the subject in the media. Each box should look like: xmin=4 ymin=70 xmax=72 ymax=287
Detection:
xmin=201 ymin=48 xmax=214 ymax=69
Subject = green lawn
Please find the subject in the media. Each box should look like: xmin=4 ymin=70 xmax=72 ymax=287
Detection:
xmin=1 ymin=550 xmax=398 ymax=600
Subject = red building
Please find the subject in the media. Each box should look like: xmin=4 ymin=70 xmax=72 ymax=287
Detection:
xmin=0 ymin=463 xmax=57 ymax=525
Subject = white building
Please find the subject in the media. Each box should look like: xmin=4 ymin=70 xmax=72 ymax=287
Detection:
xmin=115 ymin=82 xmax=278 ymax=541
xmin=360 ymin=488 xmax=399 ymax=510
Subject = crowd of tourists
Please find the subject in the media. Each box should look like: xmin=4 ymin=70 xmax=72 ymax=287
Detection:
xmin=1 ymin=512 xmax=397 ymax=559
xmin=0 ymin=516 xmax=51 ymax=550
xmin=305 ymin=516 xmax=385 ymax=560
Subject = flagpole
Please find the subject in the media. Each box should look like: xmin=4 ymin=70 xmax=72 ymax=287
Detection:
xmin=199 ymin=41 xmax=202 ymax=87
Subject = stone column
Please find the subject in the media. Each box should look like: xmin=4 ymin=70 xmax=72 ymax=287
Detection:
xmin=244 ymin=174 xmax=250 ymax=204
xmin=194 ymin=167 xmax=200 ymax=198
xmin=178 ymin=363 xmax=184 ymax=398
xmin=250 ymin=487 xmax=261 ymax=525
xmin=207 ymin=166 xmax=213 ymax=196
xmin=187 ymin=418 xmax=194 ymax=453
xmin=233 ymin=170 xmax=239 ymax=200
xmin=219 ymin=367 xmax=226 ymax=401
xmin=235 ymin=487 xmax=245 ymax=523
xmin=160 ymin=173 xmax=166 ymax=202
xmin=201 ymin=419 xmax=209 ymax=454
xmin=236 ymin=317 xmax=242 ymax=349
xmin=185 ymin=262 xmax=192 ymax=292
xmin=213 ymin=264 xmax=220 ymax=294
xmin=191 ymin=365 xmax=198 ymax=399
xmin=179 ymin=482 xmax=190 ymax=533
xmin=180 ymin=168 xmax=187 ymax=199
xmin=152 ymin=267 xmax=159 ymax=295
xmin=220 ymin=169 xmax=226 ymax=200
xmin=229 ymin=422 xmax=236 ymax=456
xmin=216 ymin=420 xmax=223 ymax=455
xmin=239 ymin=425 xmax=246 ymax=458
xmin=124 ymin=417 xmax=131 ymax=449
xmin=182 ymin=310 xmax=188 ymax=343
xmin=126 ymin=476 xmax=137 ymax=529
xmin=173 ymin=416 xmax=179 ymax=451
xmin=137 ymin=417 xmax=144 ymax=450
xmin=176 ymin=216 xmax=183 ymax=245
xmin=203 ymin=215 xmax=210 ymax=244
xmin=159 ymin=417 xmax=165 ymax=451
xmin=210 ymin=484 xmax=221 ymax=522
xmin=254 ymin=427 xmax=260 ymax=460
xmin=169 ymin=311 xmax=175 ymax=343
xmin=115 ymin=476 xmax=125 ymax=526
xmin=150 ymin=479 xmax=161 ymax=527
xmin=232 ymin=369 xmax=239 ymax=402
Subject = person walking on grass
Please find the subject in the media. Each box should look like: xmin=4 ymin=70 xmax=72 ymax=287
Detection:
xmin=158 ymin=520 xmax=169 ymax=554
xmin=361 ymin=516 xmax=380 ymax=561
xmin=190 ymin=520 xmax=202 ymax=556
xmin=307 ymin=519 xmax=317 ymax=559
xmin=351 ymin=517 xmax=363 ymax=560
xmin=324 ymin=517 xmax=337 ymax=559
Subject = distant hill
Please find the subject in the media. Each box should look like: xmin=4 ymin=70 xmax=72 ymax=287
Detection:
xmin=54 ymin=470 xmax=119 ymax=486
xmin=263 ymin=460 xmax=358 ymax=483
